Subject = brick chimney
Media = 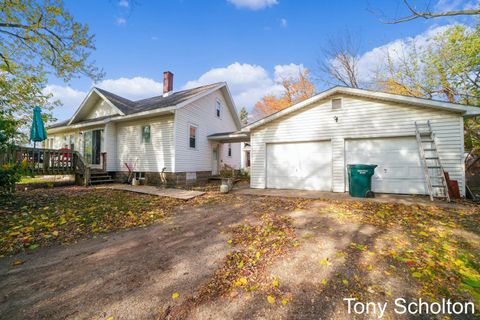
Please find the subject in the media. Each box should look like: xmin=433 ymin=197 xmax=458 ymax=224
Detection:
xmin=163 ymin=71 xmax=173 ymax=96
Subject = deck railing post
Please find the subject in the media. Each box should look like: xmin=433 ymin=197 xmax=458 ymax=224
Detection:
xmin=84 ymin=167 xmax=90 ymax=186
xmin=101 ymin=152 xmax=107 ymax=171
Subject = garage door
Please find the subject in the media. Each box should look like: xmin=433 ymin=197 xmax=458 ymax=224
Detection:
xmin=266 ymin=141 xmax=332 ymax=191
xmin=346 ymin=137 xmax=427 ymax=194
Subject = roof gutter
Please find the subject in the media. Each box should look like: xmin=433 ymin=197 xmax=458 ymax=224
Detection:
xmin=47 ymin=106 xmax=176 ymax=133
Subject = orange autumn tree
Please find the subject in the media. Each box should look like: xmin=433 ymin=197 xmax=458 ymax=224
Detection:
xmin=252 ymin=68 xmax=315 ymax=119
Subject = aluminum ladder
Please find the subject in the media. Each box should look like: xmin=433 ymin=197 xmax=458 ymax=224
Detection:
xmin=414 ymin=121 xmax=450 ymax=202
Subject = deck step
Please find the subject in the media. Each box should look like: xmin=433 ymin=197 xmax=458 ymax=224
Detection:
xmin=90 ymin=175 xmax=112 ymax=180
xmin=89 ymin=179 xmax=114 ymax=184
xmin=424 ymin=148 xmax=437 ymax=151
xmin=421 ymin=140 xmax=434 ymax=143
xmin=425 ymin=157 xmax=439 ymax=160
xmin=427 ymin=166 xmax=442 ymax=169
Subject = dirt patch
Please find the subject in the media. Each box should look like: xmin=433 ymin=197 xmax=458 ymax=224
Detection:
xmin=0 ymin=191 xmax=478 ymax=319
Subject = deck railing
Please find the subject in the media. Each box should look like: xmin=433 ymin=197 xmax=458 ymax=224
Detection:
xmin=1 ymin=146 xmax=87 ymax=177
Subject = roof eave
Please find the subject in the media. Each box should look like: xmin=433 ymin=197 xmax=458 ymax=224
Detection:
xmin=243 ymin=86 xmax=479 ymax=131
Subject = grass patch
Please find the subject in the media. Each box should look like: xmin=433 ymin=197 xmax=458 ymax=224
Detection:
xmin=0 ymin=187 xmax=184 ymax=255
xmin=18 ymin=175 xmax=74 ymax=185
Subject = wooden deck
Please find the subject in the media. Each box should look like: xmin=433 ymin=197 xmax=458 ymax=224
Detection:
xmin=1 ymin=146 xmax=91 ymax=185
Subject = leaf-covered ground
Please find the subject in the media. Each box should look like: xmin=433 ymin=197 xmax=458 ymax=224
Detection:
xmin=315 ymin=201 xmax=480 ymax=308
xmin=0 ymin=188 xmax=478 ymax=319
xmin=0 ymin=187 xmax=184 ymax=255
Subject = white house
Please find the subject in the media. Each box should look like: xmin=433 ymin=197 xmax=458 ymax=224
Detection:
xmin=214 ymin=86 xmax=480 ymax=197
xmin=46 ymin=72 xmax=242 ymax=184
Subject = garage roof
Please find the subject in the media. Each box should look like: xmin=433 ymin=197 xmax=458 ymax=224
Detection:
xmin=242 ymin=86 xmax=480 ymax=131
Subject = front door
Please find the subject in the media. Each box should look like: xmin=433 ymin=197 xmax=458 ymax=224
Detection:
xmin=212 ymin=146 xmax=219 ymax=175
xmin=84 ymin=129 xmax=102 ymax=166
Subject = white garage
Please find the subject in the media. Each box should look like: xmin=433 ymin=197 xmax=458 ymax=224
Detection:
xmin=346 ymin=137 xmax=427 ymax=195
xmin=266 ymin=141 xmax=332 ymax=191
xmin=245 ymin=87 xmax=480 ymax=197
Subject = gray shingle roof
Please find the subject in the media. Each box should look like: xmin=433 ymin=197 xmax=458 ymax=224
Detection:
xmin=96 ymin=82 xmax=223 ymax=115
xmin=48 ymin=82 xmax=224 ymax=129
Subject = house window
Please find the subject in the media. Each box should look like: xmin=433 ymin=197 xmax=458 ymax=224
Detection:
xmin=332 ymin=98 xmax=342 ymax=110
xmin=189 ymin=125 xmax=197 ymax=149
xmin=216 ymin=99 xmax=222 ymax=118
xmin=228 ymin=143 xmax=232 ymax=157
xmin=141 ymin=125 xmax=151 ymax=143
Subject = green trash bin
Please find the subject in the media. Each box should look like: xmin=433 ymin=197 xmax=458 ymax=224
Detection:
xmin=347 ymin=164 xmax=377 ymax=198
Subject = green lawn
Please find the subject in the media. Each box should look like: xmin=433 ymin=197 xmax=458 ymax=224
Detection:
xmin=18 ymin=176 xmax=73 ymax=184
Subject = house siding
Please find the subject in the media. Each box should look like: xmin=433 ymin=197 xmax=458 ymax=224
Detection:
xmin=174 ymin=90 xmax=240 ymax=173
xmin=250 ymin=95 xmax=465 ymax=195
xmin=85 ymin=99 xmax=119 ymax=120
xmin=115 ymin=115 xmax=175 ymax=173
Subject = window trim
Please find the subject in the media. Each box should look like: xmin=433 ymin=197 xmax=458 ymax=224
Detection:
xmin=188 ymin=124 xmax=198 ymax=149
xmin=141 ymin=125 xmax=151 ymax=144
xmin=215 ymin=98 xmax=222 ymax=118
xmin=331 ymin=98 xmax=342 ymax=110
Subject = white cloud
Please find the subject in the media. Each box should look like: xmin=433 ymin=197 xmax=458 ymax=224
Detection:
xmin=115 ymin=17 xmax=126 ymax=25
xmin=183 ymin=62 xmax=306 ymax=111
xmin=280 ymin=18 xmax=287 ymax=28
xmin=118 ymin=0 xmax=129 ymax=8
xmin=96 ymin=77 xmax=164 ymax=100
xmin=356 ymin=25 xmax=456 ymax=82
xmin=273 ymin=63 xmax=306 ymax=82
xmin=43 ymin=85 xmax=87 ymax=122
xmin=227 ymin=0 xmax=278 ymax=10
xmin=435 ymin=0 xmax=479 ymax=12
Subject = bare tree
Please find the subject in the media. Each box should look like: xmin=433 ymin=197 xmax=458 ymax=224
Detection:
xmin=316 ymin=31 xmax=362 ymax=88
xmin=378 ymin=0 xmax=480 ymax=24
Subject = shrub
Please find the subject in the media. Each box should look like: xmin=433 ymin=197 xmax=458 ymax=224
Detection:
xmin=0 ymin=163 xmax=21 ymax=195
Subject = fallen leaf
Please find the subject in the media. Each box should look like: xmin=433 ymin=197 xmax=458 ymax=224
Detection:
xmin=172 ymin=292 xmax=180 ymax=299
xmin=12 ymin=259 xmax=23 ymax=266
xmin=267 ymin=295 xmax=275 ymax=304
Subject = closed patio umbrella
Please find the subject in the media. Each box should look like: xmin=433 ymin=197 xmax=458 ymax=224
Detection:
xmin=29 ymin=106 xmax=48 ymax=167
xmin=30 ymin=106 xmax=47 ymax=148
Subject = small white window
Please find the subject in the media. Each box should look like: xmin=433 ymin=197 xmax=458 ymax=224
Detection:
xmin=332 ymin=98 xmax=342 ymax=110
xmin=141 ymin=125 xmax=151 ymax=143
xmin=189 ymin=125 xmax=197 ymax=149
xmin=228 ymin=143 xmax=232 ymax=157
xmin=216 ymin=99 xmax=222 ymax=118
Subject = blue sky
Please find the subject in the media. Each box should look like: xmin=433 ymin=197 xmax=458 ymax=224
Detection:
xmin=47 ymin=0 xmax=478 ymax=121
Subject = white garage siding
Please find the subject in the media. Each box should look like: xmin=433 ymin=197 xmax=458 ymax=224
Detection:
xmin=345 ymin=137 xmax=426 ymax=195
xmin=250 ymin=95 xmax=465 ymax=195
xmin=266 ymin=141 xmax=332 ymax=191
